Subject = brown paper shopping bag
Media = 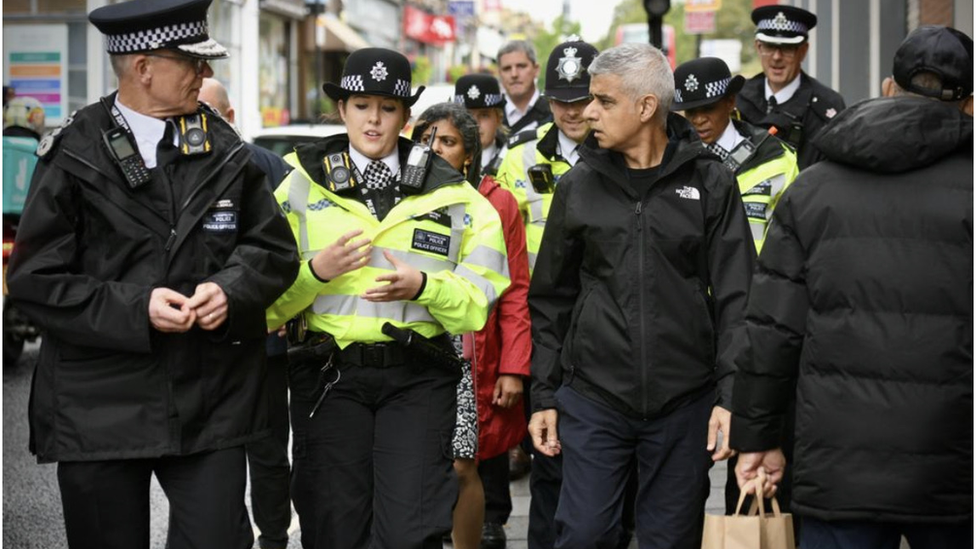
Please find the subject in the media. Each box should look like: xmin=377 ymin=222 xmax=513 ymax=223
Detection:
xmin=701 ymin=478 xmax=795 ymax=549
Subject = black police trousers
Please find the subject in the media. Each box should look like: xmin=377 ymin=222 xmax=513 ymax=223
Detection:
xmin=57 ymin=447 xmax=252 ymax=549
xmin=289 ymin=356 xmax=458 ymax=549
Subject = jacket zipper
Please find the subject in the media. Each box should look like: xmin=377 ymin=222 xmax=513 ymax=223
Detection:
xmin=635 ymin=200 xmax=648 ymax=417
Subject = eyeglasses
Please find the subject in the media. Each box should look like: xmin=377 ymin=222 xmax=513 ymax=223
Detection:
xmin=145 ymin=53 xmax=209 ymax=74
xmin=757 ymin=42 xmax=801 ymax=59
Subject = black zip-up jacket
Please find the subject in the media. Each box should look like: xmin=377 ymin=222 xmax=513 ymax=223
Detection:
xmin=7 ymin=93 xmax=299 ymax=463
xmin=529 ymin=114 xmax=755 ymax=418
xmin=731 ymin=97 xmax=973 ymax=523
xmin=736 ymin=72 xmax=846 ymax=170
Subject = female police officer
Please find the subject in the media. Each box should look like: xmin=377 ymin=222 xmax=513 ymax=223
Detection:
xmin=266 ymin=48 xmax=510 ymax=549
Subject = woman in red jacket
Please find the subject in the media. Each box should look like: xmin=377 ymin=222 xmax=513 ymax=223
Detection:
xmin=413 ymin=102 xmax=532 ymax=549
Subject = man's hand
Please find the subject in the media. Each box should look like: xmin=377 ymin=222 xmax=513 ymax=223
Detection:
xmin=492 ymin=374 xmax=524 ymax=408
xmin=310 ymin=229 xmax=372 ymax=282
xmin=361 ymin=250 xmax=423 ymax=302
xmin=735 ymin=449 xmax=786 ymax=499
xmin=707 ymin=405 xmax=735 ymax=461
xmin=186 ymin=282 xmax=228 ymax=331
xmin=149 ymin=287 xmax=196 ymax=333
xmin=528 ymin=409 xmax=561 ymax=457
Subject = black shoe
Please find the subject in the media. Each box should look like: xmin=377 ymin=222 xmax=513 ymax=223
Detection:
xmin=480 ymin=522 xmax=506 ymax=549
xmin=508 ymin=447 xmax=531 ymax=481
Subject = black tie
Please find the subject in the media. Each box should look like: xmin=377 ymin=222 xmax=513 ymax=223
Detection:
xmin=766 ymin=95 xmax=778 ymax=114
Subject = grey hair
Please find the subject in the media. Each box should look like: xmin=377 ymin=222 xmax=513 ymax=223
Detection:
xmin=109 ymin=54 xmax=134 ymax=78
xmin=411 ymin=102 xmax=483 ymax=185
xmin=589 ymin=43 xmax=674 ymax=124
xmin=497 ymin=40 xmax=538 ymax=65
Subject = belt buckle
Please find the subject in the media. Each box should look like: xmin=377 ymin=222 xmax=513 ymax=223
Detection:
xmin=363 ymin=344 xmax=385 ymax=368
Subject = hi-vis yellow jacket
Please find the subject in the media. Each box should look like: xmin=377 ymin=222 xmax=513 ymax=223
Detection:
xmin=494 ymin=123 xmax=572 ymax=274
xmin=266 ymin=135 xmax=510 ymax=349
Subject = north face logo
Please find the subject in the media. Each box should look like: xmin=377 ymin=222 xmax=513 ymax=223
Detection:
xmin=675 ymin=186 xmax=700 ymax=200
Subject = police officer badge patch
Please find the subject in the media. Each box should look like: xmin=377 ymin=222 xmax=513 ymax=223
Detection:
xmin=370 ymin=62 xmax=388 ymax=82
xmin=557 ymin=46 xmax=583 ymax=83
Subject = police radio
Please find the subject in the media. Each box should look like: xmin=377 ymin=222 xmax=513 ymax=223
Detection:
xmin=323 ymin=153 xmax=358 ymax=193
xmin=176 ymin=113 xmax=212 ymax=156
xmin=102 ymin=127 xmax=152 ymax=189
xmin=402 ymin=126 xmax=436 ymax=194
xmin=527 ymin=164 xmax=555 ymax=194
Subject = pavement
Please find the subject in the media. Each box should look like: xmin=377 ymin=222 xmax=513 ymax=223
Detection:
xmin=4 ymin=344 xmax=908 ymax=548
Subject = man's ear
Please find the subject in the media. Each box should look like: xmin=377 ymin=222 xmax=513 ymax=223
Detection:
xmin=961 ymin=95 xmax=973 ymax=117
xmin=639 ymin=94 xmax=659 ymax=123
xmin=881 ymin=77 xmax=896 ymax=98
xmin=134 ymin=55 xmax=153 ymax=85
xmin=225 ymin=106 xmax=236 ymax=125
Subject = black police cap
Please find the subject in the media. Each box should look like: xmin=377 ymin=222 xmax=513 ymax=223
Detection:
xmin=454 ymin=74 xmax=505 ymax=109
xmin=752 ymin=5 xmax=817 ymax=45
xmin=89 ymin=0 xmax=228 ymax=59
xmin=323 ymin=48 xmax=424 ymax=107
xmin=544 ymin=38 xmax=599 ymax=103
xmin=893 ymin=25 xmax=973 ymax=101
xmin=671 ymin=57 xmax=745 ymax=111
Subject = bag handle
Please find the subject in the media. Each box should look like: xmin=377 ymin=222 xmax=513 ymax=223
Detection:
xmin=733 ymin=477 xmax=768 ymax=517
xmin=748 ymin=492 xmax=783 ymax=518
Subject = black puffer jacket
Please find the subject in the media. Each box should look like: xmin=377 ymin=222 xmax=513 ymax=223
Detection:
xmin=530 ymin=114 xmax=755 ymax=419
xmin=731 ymin=97 xmax=973 ymax=523
xmin=7 ymin=95 xmax=300 ymax=463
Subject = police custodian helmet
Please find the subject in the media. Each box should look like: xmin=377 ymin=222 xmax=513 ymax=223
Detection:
xmin=88 ymin=0 xmax=229 ymax=58
xmin=323 ymin=48 xmax=425 ymax=107
xmin=543 ymin=37 xmax=599 ymax=103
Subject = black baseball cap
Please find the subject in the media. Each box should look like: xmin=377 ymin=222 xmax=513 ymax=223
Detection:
xmin=543 ymin=38 xmax=599 ymax=103
xmin=893 ymin=25 xmax=973 ymax=101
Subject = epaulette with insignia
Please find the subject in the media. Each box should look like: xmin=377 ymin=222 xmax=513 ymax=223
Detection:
xmin=507 ymin=129 xmax=538 ymax=149
xmin=36 ymin=110 xmax=78 ymax=158
xmin=810 ymin=95 xmax=841 ymax=121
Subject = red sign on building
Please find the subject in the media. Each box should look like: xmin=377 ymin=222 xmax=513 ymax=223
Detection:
xmin=404 ymin=5 xmax=457 ymax=45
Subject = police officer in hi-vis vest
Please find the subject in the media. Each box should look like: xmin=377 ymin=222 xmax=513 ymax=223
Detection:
xmin=266 ymin=48 xmax=510 ymax=549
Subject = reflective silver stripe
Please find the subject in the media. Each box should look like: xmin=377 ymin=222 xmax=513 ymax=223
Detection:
xmin=527 ymin=251 xmax=538 ymax=272
xmin=521 ymin=142 xmax=547 ymax=222
xmin=465 ymin=245 xmax=509 ymax=278
xmin=448 ymin=203 xmax=466 ymax=264
xmin=370 ymin=246 xmax=454 ymax=273
xmin=311 ymin=293 xmax=436 ymax=323
xmin=287 ymin=171 xmax=313 ymax=259
xmin=455 ymin=264 xmax=499 ymax=307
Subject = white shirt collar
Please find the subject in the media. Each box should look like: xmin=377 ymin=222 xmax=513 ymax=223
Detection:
xmin=504 ymin=87 xmax=541 ymax=126
xmin=557 ymin=129 xmax=581 ymax=167
xmin=764 ymin=74 xmax=802 ymax=106
xmin=349 ymin=145 xmax=400 ymax=179
xmin=714 ymin=122 xmax=745 ymax=153
xmin=114 ymin=99 xmax=175 ymax=169
xmin=481 ymin=142 xmax=498 ymax=167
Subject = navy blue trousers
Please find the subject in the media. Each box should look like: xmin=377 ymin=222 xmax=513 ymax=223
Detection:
xmin=801 ymin=516 xmax=973 ymax=549
xmin=554 ymin=386 xmax=712 ymax=549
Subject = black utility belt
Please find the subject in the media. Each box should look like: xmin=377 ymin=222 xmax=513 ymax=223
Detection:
xmin=336 ymin=341 xmax=411 ymax=368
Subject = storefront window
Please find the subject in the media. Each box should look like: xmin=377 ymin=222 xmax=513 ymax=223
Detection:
xmin=259 ymin=14 xmax=290 ymax=126
xmin=208 ymin=0 xmax=242 ymax=89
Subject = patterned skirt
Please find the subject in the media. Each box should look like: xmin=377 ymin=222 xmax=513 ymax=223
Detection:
xmin=450 ymin=334 xmax=478 ymax=460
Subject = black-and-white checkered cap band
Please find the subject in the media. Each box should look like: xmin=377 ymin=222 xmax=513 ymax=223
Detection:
xmin=453 ymin=93 xmax=504 ymax=107
xmin=105 ymin=20 xmax=227 ymax=57
xmin=704 ymin=77 xmax=731 ymax=99
xmin=340 ymin=75 xmax=412 ymax=98
xmin=757 ymin=17 xmax=808 ymax=35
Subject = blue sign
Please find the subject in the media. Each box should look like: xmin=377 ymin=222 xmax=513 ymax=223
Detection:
xmin=448 ymin=1 xmax=475 ymax=17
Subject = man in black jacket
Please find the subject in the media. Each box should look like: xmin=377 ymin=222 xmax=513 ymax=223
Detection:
xmin=736 ymin=5 xmax=845 ymax=170
xmin=5 ymin=0 xmax=299 ymax=547
xmin=198 ymin=77 xmax=293 ymax=549
xmin=528 ymin=43 xmax=755 ymax=548
xmin=732 ymin=26 xmax=973 ymax=549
